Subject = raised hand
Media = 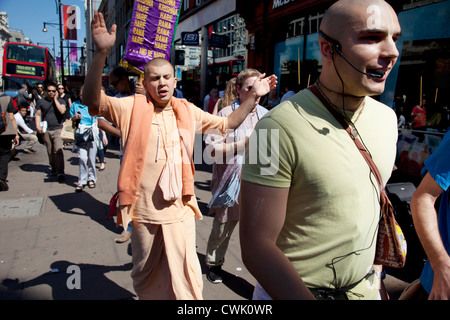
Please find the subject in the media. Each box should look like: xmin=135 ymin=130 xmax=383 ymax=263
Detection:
xmin=251 ymin=74 xmax=278 ymax=98
xmin=226 ymin=74 xmax=278 ymax=130
xmin=91 ymin=10 xmax=117 ymax=54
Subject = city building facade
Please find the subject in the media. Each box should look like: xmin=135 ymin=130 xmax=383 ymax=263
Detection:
xmin=88 ymin=0 xmax=448 ymax=123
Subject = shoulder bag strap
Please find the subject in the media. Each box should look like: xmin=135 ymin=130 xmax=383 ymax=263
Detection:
xmin=308 ymin=86 xmax=384 ymax=190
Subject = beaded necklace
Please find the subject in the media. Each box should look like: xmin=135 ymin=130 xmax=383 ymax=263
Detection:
xmin=314 ymin=81 xmax=366 ymax=139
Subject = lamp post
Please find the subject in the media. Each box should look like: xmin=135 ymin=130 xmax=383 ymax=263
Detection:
xmin=42 ymin=0 xmax=64 ymax=86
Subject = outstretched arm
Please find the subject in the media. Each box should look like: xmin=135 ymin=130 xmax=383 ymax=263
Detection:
xmin=83 ymin=10 xmax=117 ymax=115
xmin=226 ymin=74 xmax=277 ymax=129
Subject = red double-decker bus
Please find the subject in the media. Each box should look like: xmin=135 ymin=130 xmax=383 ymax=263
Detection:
xmin=2 ymin=42 xmax=56 ymax=95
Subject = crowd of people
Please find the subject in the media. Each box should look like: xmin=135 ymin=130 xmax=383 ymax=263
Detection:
xmin=0 ymin=81 xmax=113 ymax=191
xmin=0 ymin=63 xmax=147 ymax=193
xmin=395 ymin=93 xmax=449 ymax=132
xmin=0 ymin=0 xmax=448 ymax=301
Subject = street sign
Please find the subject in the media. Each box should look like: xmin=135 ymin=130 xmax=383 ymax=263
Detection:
xmin=210 ymin=34 xmax=229 ymax=48
xmin=181 ymin=32 xmax=200 ymax=46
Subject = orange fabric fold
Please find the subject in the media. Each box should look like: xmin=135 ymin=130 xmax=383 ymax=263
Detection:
xmin=117 ymin=95 xmax=195 ymax=207
xmin=171 ymin=97 xmax=196 ymax=197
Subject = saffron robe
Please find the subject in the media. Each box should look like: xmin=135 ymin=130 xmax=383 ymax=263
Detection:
xmin=97 ymin=92 xmax=227 ymax=299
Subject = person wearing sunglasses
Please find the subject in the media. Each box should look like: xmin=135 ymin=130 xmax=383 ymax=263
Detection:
xmin=57 ymin=84 xmax=73 ymax=120
xmin=35 ymin=82 xmax=67 ymax=182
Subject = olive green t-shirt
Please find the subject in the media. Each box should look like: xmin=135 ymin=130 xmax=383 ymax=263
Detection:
xmin=241 ymin=89 xmax=397 ymax=298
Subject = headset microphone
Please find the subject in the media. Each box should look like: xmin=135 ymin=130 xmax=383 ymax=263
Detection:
xmin=319 ymin=31 xmax=384 ymax=79
xmin=333 ymin=47 xmax=384 ymax=79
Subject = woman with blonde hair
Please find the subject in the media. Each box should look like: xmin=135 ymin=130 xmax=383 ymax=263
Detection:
xmin=212 ymin=78 xmax=237 ymax=115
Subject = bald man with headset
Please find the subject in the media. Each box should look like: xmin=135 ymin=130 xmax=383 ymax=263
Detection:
xmin=240 ymin=0 xmax=401 ymax=300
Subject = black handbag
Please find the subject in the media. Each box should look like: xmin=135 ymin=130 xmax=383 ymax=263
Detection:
xmin=76 ymin=126 xmax=94 ymax=144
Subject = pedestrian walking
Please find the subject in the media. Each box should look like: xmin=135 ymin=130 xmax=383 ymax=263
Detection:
xmin=70 ymin=88 xmax=98 ymax=192
xmin=35 ymin=82 xmax=67 ymax=181
xmin=0 ymin=93 xmax=19 ymax=191
xmin=240 ymin=0 xmax=401 ymax=300
xmin=82 ymin=10 xmax=277 ymax=300
xmin=205 ymin=69 xmax=268 ymax=284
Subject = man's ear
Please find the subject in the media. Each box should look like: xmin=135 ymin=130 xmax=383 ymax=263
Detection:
xmin=319 ymin=39 xmax=334 ymax=62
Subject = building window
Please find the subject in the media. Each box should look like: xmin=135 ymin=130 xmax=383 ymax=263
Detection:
xmin=287 ymin=17 xmax=304 ymax=38
xmin=184 ymin=0 xmax=189 ymax=11
xmin=286 ymin=13 xmax=324 ymax=39
xmin=212 ymin=14 xmax=246 ymax=60
xmin=309 ymin=13 xmax=323 ymax=34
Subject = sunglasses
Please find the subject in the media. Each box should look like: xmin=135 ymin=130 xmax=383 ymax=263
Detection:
xmin=48 ymin=90 xmax=56 ymax=92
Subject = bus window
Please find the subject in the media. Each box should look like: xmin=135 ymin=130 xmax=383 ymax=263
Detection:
xmin=6 ymin=44 xmax=46 ymax=64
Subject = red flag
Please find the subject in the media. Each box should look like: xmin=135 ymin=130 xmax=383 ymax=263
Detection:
xmin=63 ymin=5 xmax=78 ymax=40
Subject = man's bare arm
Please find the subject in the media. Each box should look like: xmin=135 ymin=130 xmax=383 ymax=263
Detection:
xmin=239 ymin=180 xmax=315 ymax=300
xmin=54 ymin=93 xmax=66 ymax=115
xmin=98 ymin=119 xmax=121 ymax=138
xmin=83 ymin=10 xmax=116 ymax=115
xmin=35 ymin=110 xmax=43 ymax=134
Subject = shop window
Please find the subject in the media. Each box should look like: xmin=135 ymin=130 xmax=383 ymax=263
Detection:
xmin=394 ymin=38 xmax=450 ymax=180
xmin=395 ymin=38 xmax=450 ymax=133
xmin=287 ymin=17 xmax=304 ymax=38
xmin=308 ymin=13 xmax=323 ymax=35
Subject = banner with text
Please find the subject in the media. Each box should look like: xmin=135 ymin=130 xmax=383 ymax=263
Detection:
xmin=63 ymin=5 xmax=79 ymax=40
xmin=122 ymin=0 xmax=182 ymax=74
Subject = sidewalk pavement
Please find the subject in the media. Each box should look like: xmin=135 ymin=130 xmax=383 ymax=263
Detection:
xmin=0 ymin=138 xmax=411 ymax=300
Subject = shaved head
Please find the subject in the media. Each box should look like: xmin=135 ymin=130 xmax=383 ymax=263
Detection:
xmin=144 ymin=58 xmax=175 ymax=80
xmin=320 ymin=0 xmax=397 ymax=43
xmin=317 ymin=0 xmax=401 ymax=104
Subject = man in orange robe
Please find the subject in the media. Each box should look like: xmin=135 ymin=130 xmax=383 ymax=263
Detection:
xmin=83 ymin=11 xmax=277 ymax=299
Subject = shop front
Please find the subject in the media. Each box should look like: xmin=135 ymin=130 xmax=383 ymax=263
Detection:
xmin=241 ymin=0 xmax=449 ymax=181
xmin=385 ymin=0 xmax=449 ymax=183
